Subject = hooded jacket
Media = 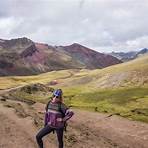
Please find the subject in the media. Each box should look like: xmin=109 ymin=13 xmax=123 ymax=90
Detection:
xmin=44 ymin=100 xmax=74 ymax=129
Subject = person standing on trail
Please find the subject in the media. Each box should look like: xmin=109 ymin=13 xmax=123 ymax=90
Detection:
xmin=36 ymin=89 xmax=74 ymax=148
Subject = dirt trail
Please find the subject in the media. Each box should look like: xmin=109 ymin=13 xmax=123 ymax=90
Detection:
xmin=72 ymin=109 xmax=148 ymax=148
xmin=0 ymin=85 xmax=25 ymax=95
xmin=0 ymin=101 xmax=55 ymax=148
xmin=0 ymin=104 xmax=36 ymax=148
xmin=0 ymin=99 xmax=148 ymax=148
xmin=33 ymin=103 xmax=148 ymax=148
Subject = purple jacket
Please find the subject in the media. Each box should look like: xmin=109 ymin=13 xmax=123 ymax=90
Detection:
xmin=44 ymin=101 xmax=74 ymax=129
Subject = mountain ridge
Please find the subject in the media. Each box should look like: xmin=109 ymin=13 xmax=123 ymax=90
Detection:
xmin=0 ymin=37 xmax=122 ymax=76
xmin=109 ymin=48 xmax=148 ymax=61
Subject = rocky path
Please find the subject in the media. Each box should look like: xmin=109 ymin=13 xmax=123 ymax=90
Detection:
xmin=0 ymin=99 xmax=148 ymax=148
xmin=0 ymin=101 xmax=55 ymax=148
xmin=71 ymin=109 xmax=148 ymax=148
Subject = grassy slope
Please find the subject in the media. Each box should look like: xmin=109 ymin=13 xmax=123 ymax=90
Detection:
xmin=0 ymin=55 xmax=148 ymax=122
xmin=0 ymin=70 xmax=75 ymax=89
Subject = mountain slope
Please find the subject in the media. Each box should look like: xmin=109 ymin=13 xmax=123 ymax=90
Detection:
xmin=58 ymin=54 xmax=148 ymax=90
xmin=0 ymin=55 xmax=148 ymax=123
xmin=57 ymin=43 xmax=122 ymax=69
xmin=1 ymin=54 xmax=148 ymax=90
xmin=0 ymin=37 xmax=122 ymax=76
xmin=0 ymin=38 xmax=84 ymax=76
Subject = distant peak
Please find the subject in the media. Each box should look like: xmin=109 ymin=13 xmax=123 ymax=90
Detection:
xmin=140 ymin=48 xmax=148 ymax=51
xmin=138 ymin=48 xmax=148 ymax=54
xmin=58 ymin=43 xmax=85 ymax=49
xmin=68 ymin=43 xmax=88 ymax=49
xmin=10 ymin=37 xmax=33 ymax=42
xmin=71 ymin=43 xmax=82 ymax=46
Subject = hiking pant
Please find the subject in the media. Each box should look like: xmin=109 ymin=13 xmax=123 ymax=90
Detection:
xmin=36 ymin=125 xmax=64 ymax=148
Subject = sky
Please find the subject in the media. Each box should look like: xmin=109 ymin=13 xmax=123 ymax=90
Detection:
xmin=0 ymin=0 xmax=148 ymax=52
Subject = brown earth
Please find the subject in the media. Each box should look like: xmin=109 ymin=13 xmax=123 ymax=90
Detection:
xmin=0 ymin=98 xmax=148 ymax=148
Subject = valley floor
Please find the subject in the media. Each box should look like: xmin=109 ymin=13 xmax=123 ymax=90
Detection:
xmin=0 ymin=98 xmax=148 ymax=148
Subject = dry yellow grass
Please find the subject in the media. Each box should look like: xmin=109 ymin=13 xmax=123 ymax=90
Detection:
xmin=0 ymin=55 xmax=148 ymax=90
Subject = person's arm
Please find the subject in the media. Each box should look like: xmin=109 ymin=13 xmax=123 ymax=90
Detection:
xmin=63 ymin=109 xmax=74 ymax=122
xmin=61 ymin=103 xmax=74 ymax=122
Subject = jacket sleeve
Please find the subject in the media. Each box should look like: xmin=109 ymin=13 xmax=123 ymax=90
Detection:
xmin=61 ymin=103 xmax=74 ymax=122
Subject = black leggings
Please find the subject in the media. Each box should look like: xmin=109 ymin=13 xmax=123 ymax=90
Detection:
xmin=36 ymin=125 xmax=64 ymax=148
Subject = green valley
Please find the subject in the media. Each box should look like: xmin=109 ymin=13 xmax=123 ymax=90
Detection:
xmin=1 ymin=55 xmax=148 ymax=123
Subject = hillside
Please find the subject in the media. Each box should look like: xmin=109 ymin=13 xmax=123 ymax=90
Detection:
xmin=0 ymin=37 xmax=84 ymax=76
xmin=56 ymin=43 xmax=122 ymax=69
xmin=0 ymin=54 xmax=148 ymax=90
xmin=0 ymin=37 xmax=122 ymax=76
xmin=51 ymin=54 xmax=148 ymax=91
xmin=0 ymin=99 xmax=148 ymax=148
xmin=0 ymin=55 xmax=148 ymax=123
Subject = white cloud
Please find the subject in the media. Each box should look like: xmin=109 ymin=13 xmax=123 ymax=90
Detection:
xmin=0 ymin=0 xmax=148 ymax=52
xmin=0 ymin=17 xmax=23 ymax=38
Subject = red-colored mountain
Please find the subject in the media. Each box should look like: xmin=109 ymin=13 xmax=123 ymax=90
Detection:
xmin=0 ymin=37 xmax=122 ymax=76
xmin=57 ymin=43 xmax=122 ymax=69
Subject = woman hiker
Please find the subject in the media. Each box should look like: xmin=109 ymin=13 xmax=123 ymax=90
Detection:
xmin=36 ymin=89 xmax=74 ymax=148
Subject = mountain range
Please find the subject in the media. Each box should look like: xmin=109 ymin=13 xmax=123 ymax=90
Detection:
xmin=0 ymin=37 xmax=122 ymax=76
xmin=109 ymin=48 xmax=148 ymax=61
